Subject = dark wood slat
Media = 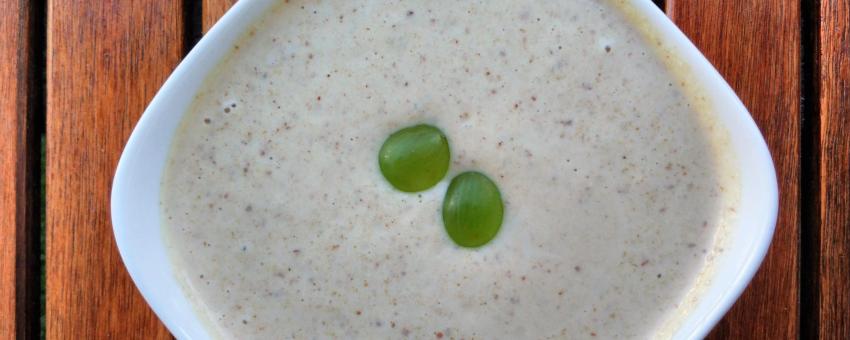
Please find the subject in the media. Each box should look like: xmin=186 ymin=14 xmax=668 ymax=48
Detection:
xmin=0 ymin=0 xmax=40 ymax=338
xmin=202 ymin=0 xmax=238 ymax=33
xmin=666 ymin=1 xmax=801 ymax=338
xmin=813 ymin=0 xmax=850 ymax=337
xmin=45 ymin=1 xmax=183 ymax=338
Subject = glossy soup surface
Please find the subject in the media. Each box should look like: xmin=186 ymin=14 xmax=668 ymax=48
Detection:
xmin=161 ymin=0 xmax=739 ymax=338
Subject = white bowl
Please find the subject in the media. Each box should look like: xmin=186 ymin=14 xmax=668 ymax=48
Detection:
xmin=111 ymin=1 xmax=778 ymax=339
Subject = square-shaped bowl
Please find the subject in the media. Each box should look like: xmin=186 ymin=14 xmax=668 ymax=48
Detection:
xmin=111 ymin=1 xmax=778 ymax=338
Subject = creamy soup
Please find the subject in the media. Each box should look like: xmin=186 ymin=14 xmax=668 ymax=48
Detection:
xmin=161 ymin=0 xmax=738 ymax=338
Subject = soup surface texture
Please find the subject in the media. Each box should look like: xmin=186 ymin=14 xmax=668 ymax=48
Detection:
xmin=161 ymin=0 xmax=738 ymax=338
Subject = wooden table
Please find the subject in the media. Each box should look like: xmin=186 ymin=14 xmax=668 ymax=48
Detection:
xmin=1 ymin=0 xmax=847 ymax=338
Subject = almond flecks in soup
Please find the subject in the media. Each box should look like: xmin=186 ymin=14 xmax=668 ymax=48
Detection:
xmin=161 ymin=0 xmax=739 ymax=338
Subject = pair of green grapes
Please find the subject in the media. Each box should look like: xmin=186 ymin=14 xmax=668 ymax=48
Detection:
xmin=378 ymin=124 xmax=504 ymax=248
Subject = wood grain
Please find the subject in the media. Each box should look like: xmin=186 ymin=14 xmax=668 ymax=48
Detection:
xmin=203 ymin=0 xmax=238 ymax=33
xmin=0 ymin=0 xmax=39 ymax=339
xmin=814 ymin=0 xmax=850 ymax=337
xmin=45 ymin=1 xmax=183 ymax=338
xmin=666 ymin=1 xmax=801 ymax=338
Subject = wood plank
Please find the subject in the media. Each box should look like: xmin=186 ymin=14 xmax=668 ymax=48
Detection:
xmin=45 ymin=1 xmax=183 ymax=338
xmin=203 ymin=0 xmax=238 ymax=33
xmin=666 ymin=1 xmax=801 ymax=338
xmin=0 ymin=0 xmax=40 ymax=339
xmin=814 ymin=0 xmax=850 ymax=337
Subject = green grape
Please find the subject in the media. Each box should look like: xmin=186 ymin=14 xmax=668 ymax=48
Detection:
xmin=378 ymin=124 xmax=450 ymax=192
xmin=442 ymin=171 xmax=504 ymax=248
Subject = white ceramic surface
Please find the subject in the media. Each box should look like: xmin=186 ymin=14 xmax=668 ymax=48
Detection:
xmin=111 ymin=1 xmax=779 ymax=339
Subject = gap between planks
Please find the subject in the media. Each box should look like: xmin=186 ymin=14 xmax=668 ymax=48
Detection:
xmin=0 ymin=0 xmax=44 ymax=338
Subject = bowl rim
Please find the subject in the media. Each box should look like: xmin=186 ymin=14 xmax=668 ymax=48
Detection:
xmin=111 ymin=0 xmax=779 ymax=339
